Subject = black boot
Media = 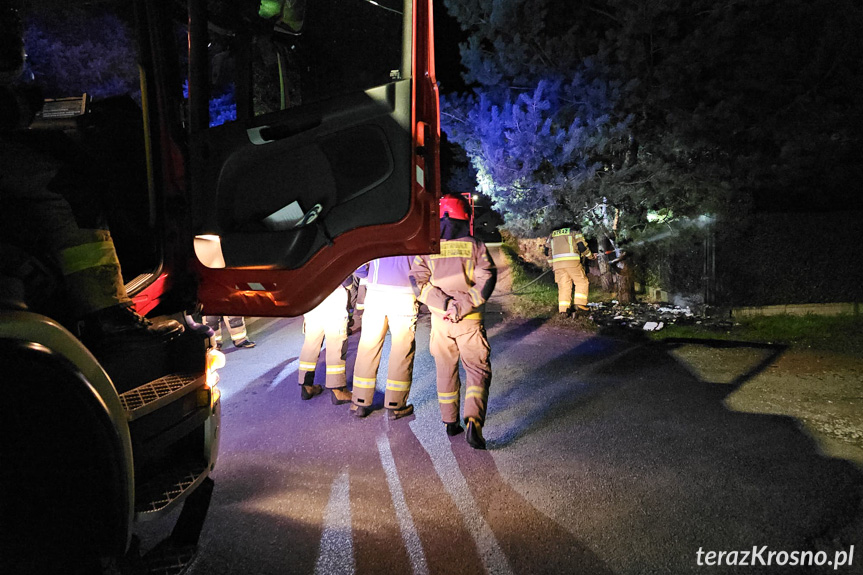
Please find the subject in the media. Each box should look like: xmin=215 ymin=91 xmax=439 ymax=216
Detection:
xmin=387 ymin=404 xmax=414 ymax=420
xmin=465 ymin=417 xmax=486 ymax=450
xmin=300 ymin=384 xmax=322 ymax=400
xmin=350 ymin=403 xmax=371 ymax=418
xmin=330 ymin=387 xmax=352 ymax=405
xmin=445 ymin=421 xmax=463 ymax=436
xmin=81 ymin=303 xmax=183 ymax=345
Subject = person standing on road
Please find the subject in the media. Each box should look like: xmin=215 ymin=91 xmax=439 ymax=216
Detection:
xmin=544 ymin=223 xmax=595 ymax=315
xmin=204 ymin=315 xmax=255 ymax=349
xmin=349 ymin=256 xmax=418 ymax=420
xmin=298 ymin=279 xmax=353 ymax=405
xmin=410 ymin=194 xmax=496 ymax=449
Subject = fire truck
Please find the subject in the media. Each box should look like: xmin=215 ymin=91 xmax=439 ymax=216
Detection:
xmin=0 ymin=0 xmax=439 ymax=572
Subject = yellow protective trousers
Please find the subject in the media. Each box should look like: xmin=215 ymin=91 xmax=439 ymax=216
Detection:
xmin=351 ymin=290 xmax=418 ymax=410
xmin=299 ymin=287 xmax=349 ymax=389
xmin=429 ymin=314 xmax=491 ymax=425
xmin=554 ymin=266 xmax=589 ymax=312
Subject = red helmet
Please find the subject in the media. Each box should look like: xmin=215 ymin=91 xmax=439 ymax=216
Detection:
xmin=440 ymin=194 xmax=471 ymax=221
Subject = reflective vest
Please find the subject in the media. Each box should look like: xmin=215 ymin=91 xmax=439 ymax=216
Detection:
xmin=546 ymin=228 xmax=593 ymax=269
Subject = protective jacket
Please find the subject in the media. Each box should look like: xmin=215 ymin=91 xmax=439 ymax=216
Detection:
xmin=546 ymin=227 xmax=593 ymax=312
xmin=410 ymin=231 xmax=496 ymax=425
xmin=410 ymin=235 xmax=496 ymax=321
xmin=351 ymin=256 xmax=418 ymax=411
xmin=545 ymin=227 xmax=593 ymax=269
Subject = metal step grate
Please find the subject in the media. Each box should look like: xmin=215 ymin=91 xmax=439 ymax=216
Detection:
xmin=143 ymin=543 xmax=198 ymax=575
xmin=119 ymin=373 xmax=201 ymax=419
xmin=135 ymin=462 xmax=208 ymax=516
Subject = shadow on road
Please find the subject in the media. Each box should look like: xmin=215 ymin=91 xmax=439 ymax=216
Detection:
xmin=451 ymin=442 xmax=616 ymax=574
xmin=485 ymin=328 xmax=863 ymax=573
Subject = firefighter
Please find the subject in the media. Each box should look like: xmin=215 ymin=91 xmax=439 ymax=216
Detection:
xmin=410 ymin=194 xmax=496 ymax=449
xmin=0 ymin=6 xmax=181 ymax=343
xmin=204 ymin=316 xmax=255 ymax=349
xmin=349 ymin=256 xmax=418 ymax=420
xmin=544 ymin=223 xmax=595 ymax=315
xmin=297 ymin=280 xmax=353 ymax=404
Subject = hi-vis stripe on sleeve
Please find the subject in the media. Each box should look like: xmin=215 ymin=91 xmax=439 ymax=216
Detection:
xmin=326 ymin=364 xmax=346 ymax=375
xmin=419 ymin=283 xmax=434 ymax=300
xmin=354 ymin=376 xmax=376 ymax=389
xmin=466 ymin=385 xmax=487 ymax=400
xmin=468 ymin=286 xmax=483 ymax=306
xmin=299 ymin=361 xmax=317 ymax=371
xmin=437 ymin=390 xmax=459 ymax=404
xmin=465 ymin=257 xmax=475 ymax=283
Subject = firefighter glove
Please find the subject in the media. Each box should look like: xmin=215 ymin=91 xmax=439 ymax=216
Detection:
xmin=443 ymin=300 xmax=461 ymax=323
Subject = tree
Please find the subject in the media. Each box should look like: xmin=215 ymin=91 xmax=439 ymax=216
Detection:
xmin=441 ymin=0 xmax=863 ymax=302
xmin=24 ymin=4 xmax=140 ymax=101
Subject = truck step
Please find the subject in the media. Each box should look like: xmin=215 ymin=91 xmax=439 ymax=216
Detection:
xmin=135 ymin=460 xmax=209 ymax=518
xmin=141 ymin=542 xmax=197 ymax=575
xmin=119 ymin=372 xmax=203 ymax=421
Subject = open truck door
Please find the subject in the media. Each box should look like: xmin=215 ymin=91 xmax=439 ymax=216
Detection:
xmin=185 ymin=0 xmax=440 ymax=317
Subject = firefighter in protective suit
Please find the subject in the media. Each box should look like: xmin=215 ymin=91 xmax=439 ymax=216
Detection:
xmin=204 ymin=316 xmax=255 ymax=349
xmin=298 ymin=279 xmax=353 ymax=404
xmin=410 ymin=195 xmax=496 ymax=449
xmin=349 ymin=256 xmax=418 ymax=419
xmin=545 ymin=224 xmax=595 ymax=315
xmin=0 ymin=7 xmax=181 ymax=343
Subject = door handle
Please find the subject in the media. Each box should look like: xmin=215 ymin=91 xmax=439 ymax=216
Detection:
xmin=247 ymin=118 xmax=321 ymax=145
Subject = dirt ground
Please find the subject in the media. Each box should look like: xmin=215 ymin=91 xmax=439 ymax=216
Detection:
xmin=669 ymin=344 xmax=863 ymax=466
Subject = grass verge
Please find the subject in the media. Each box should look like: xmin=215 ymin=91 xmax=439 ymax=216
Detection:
xmin=652 ymin=314 xmax=863 ymax=356
xmin=502 ymin=242 xmax=863 ymax=355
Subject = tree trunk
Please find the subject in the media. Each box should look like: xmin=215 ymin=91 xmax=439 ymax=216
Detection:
xmin=615 ymin=255 xmax=636 ymax=304
xmin=598 ymin=234 xmax=615 ymax=292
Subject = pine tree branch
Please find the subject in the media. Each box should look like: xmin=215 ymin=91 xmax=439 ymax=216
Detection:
xmin=586 ymin=4 xmax=621 ymax=25
xmin=441 ymin=110 xmax=466 ymax=124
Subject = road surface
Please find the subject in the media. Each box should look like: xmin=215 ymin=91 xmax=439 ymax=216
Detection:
xmin=141 ymin=248 xmax=863 ymax=574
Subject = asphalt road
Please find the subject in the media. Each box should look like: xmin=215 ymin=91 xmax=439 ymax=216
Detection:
xmin=140 ymin=268 xmax=863 ymax=574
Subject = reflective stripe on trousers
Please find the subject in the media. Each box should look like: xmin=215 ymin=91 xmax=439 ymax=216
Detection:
xmin=554 ymin=266 xmax=589 ymax=311
xmin=428 ymin=314 xmax=491 ymax=425
xmin=351 ymin=290 xmax=418 ymax=409
xmin=299 ymin=288 xmax=349 ymax=389
xmin=204 ymin=316 xmax=248 ymax=344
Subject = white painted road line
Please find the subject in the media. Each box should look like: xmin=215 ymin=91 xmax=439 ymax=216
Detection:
xmin=314 ymin=469 xmax=355 ymax=575
xmin=409 ymin=418 xmax=514 ymax=575
xmin=377 ymin=434 xmax=430 ymax=575
xmin=268 ymin=358 xmax=299 ymax=391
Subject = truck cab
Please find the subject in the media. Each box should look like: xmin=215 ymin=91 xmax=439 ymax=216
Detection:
xmin=0 ymin=0 xmax=438 ymax=572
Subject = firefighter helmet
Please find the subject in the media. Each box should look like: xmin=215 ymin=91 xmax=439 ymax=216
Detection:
xmin=440 ymin=194 xmax=470 ymax=221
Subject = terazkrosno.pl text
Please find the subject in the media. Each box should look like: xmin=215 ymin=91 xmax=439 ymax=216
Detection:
xmin=696 ymin=546 xmax=854 ymax=569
